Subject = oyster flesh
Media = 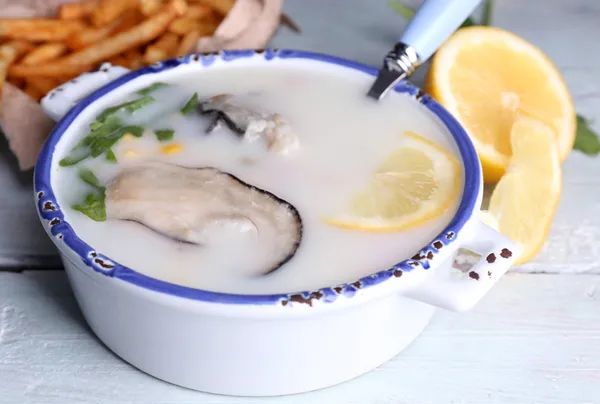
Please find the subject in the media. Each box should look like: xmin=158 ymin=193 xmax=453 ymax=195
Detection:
xmin=199 ymin=94 xmax=299 ymax=155
xmin=105 ymin=163 xmax=302 ymax=274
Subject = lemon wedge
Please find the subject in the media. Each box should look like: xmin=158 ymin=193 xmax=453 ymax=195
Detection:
xmin=325 ymin=132 xmax=461 ymax=232
xmin=488 ymin=117 xmax=561 ymax=265
xmin=425 ymin=26 xmax=575 ymax=183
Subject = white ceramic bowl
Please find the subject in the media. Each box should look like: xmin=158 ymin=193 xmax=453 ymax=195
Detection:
xmin=35 ymin=50 xmax=519 ymax=397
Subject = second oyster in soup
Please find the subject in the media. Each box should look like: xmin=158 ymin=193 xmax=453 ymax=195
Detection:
xmin=199 ymin=94 xmax=300 ymax=155
xmin=105 ymin=163 xmax=303 ymax=275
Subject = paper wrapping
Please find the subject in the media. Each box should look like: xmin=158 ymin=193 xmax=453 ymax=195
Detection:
xmin=0 ymin=0 xmax=284 ymax=170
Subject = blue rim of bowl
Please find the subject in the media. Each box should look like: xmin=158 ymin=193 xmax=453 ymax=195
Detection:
xmin=35 ymin=49 xmax=482 ymax=307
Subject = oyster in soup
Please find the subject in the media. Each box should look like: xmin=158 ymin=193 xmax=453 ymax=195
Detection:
xmin=105 ymin=163 xmax=302 ymax=275
xmin=198 ymin=93 xmax=299 ymax=155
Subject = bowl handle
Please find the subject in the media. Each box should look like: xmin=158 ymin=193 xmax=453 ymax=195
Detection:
xmin=404 ymin=220 xmax=520 ymax=312
xmin=41 ymin=63 xmax=131 ymax=122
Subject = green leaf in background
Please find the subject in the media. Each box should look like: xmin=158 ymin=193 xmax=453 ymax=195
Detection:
xmin=574 ymin=115 xmax=600 ymax=156
xmin=388 ymin=0 xmax=490 ymax=28
xmin=388 ymin=1 xmax=414 ymax=19
xmin=481 ymin=0 xmax=493 ymax=26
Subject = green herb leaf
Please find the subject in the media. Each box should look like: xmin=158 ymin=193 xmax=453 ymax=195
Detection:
xmin=73 ymin=192 xmax=106 ymax=222
xmin=155 ymin=129 xmax=174 ymax=142
xmin=106 ymin=149 xmax=117 ymax=163
xmin=60 ymin=96 xmax=150 ymax=168
xmin=89 ymin=121 xmax=105 ymax=131
xmin=137 ymin=82 xmax=168 ymax=96
xmin=89 ymin=125 xmax=144 ymax=157
xmin=59 ymin=146 xmax=91 ymax=167
xmin=78 ymin=168 xmax=104 ymax=191
xmin=574 ymin=114 xmax=600 ymax=156
xmin=85 ymin=116 xmax=123 ymax=142
xmin=181 ymin=93 xmax=198 ymax=115
xmin=124 ymin=126 xmax=144 ymax=137
xmin=96 ymin=95 xmax=155 ymax=122
xmin=125 ymin=95 xmax=155 ymax=113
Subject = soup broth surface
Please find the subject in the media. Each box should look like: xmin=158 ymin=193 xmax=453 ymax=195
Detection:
xmin=53 ymin=63 xmax=463 ymax=294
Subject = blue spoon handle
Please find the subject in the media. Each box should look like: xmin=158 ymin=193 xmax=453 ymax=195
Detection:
xmin=400 ymin=0 xmax=481 ymax=62
xmin=368 ymin=0 xmax=481 ymax=100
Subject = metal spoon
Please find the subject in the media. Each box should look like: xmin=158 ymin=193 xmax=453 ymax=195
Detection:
xmin=368 ymin=0 xmax=482 ymax=101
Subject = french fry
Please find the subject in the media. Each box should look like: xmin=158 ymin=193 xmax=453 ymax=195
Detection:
xmin=106 ymin=55 xmax=130 ymax=67
xmin=0 ymin=41 xmax=32 ymax=92
xmin=140 ymin=0 xmax=164 ymax=17
xmin=58 ymin=0 xmax=98 ymax=20
xmin=0 ymin=19 xmax=85 ymax=42
xmin=155 ymin=32 xmax=179 ymax=54
xmin=7 ymin=76 xmax=25 ymax=89
xmin=9 ymin=0 xmax=188 ymax=78
xmin=21 ymin=43 xmax=68 ymax=65
xmin=113 ymin=9 xmax=145 ymax=35
xmin=143 ymin=47 xmax=167 ymax=64
xmin=176 ymin=29 xmax=200 ymax=57
xmin=91 ymin=0 xmax=140 ymax=28
xmin=25 ymin=77 xmax=59 ymax=95
xmin=23 ymin=84 xmax=43 ymax=102
xmin=0 ymin=40 xmax=32 ymax=60
xmin=186 ymin=4 xmax=212 ymax=19
xmin=66 ymin=17 xmax=122 ymax=50
xmin=196 ymin=20 xmax=220 ymax=36
xmin=194 ymin=0 xmax=235 ymax=16
xmin=169 ymin=0 xmax=189 ymax=17
xmin=125 ymin=49 xmax=145 ymax=69
xmin=144 ymin=32 xmax=179 ymax=63
xmin=168 ymin=16 xmax=197 ymax=35
xmin=9 ymin=63 xmax=94 ymax=78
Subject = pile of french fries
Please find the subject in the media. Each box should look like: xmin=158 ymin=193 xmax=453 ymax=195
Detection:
xmin=0 ymin=0 xmax=237 ymax=102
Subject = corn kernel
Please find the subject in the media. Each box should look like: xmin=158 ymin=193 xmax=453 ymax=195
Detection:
xmin=160 ymin=143 xmax=182 ymax=155
xmin=124 ymin=150 xmax=140 ymax=158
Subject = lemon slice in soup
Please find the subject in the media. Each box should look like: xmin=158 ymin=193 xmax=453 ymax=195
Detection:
xmin=325 ymin=132 xmax=462 ymax=232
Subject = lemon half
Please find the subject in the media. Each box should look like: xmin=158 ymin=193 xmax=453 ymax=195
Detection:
xmin=426 ymin=26 xmax=575 ymax=183
xmin=325 ymin=132 xmax=462 ymax=232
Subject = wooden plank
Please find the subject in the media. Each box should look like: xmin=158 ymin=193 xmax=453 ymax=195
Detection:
xmin=1 ymin=271 xmax=599 ymax=403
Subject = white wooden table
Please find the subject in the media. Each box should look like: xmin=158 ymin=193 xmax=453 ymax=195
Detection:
xmin=1 ymin=1 xmax=600 ymax=402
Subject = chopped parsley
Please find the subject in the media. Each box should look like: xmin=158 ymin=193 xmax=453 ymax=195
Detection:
xmin=59 ymin=146 xmax=91 ymax=167
xmin=78 ymin=168 xmax=104 ymax=191
xmin=73 ymin=193 xmax=106 ymax=222
xmin=59 ymin=93 xmax=151 ymax=167
xmin=73 ymin=168 xmax=106 ymax=221
xmin=181 ymin=93 xmax=198 ymax=115
xmin=106 ymin=149 xmax=117 ymax=163
xmin=88 ymin=125 xmax=144 ymax=157
xmin=137 ymin=82 xmax=168 ymax=96
xmin=155 ymin=129 xmax=174 ymax=142
xmin=96 ymin=95 xmax=155 ymax=122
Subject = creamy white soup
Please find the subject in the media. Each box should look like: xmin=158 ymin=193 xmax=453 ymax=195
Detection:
xmin=52 ymin=63 xmax=462 ymax=294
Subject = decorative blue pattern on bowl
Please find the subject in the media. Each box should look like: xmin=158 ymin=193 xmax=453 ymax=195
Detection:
xmin=34 ymin=49 xmax=482 ymax=307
